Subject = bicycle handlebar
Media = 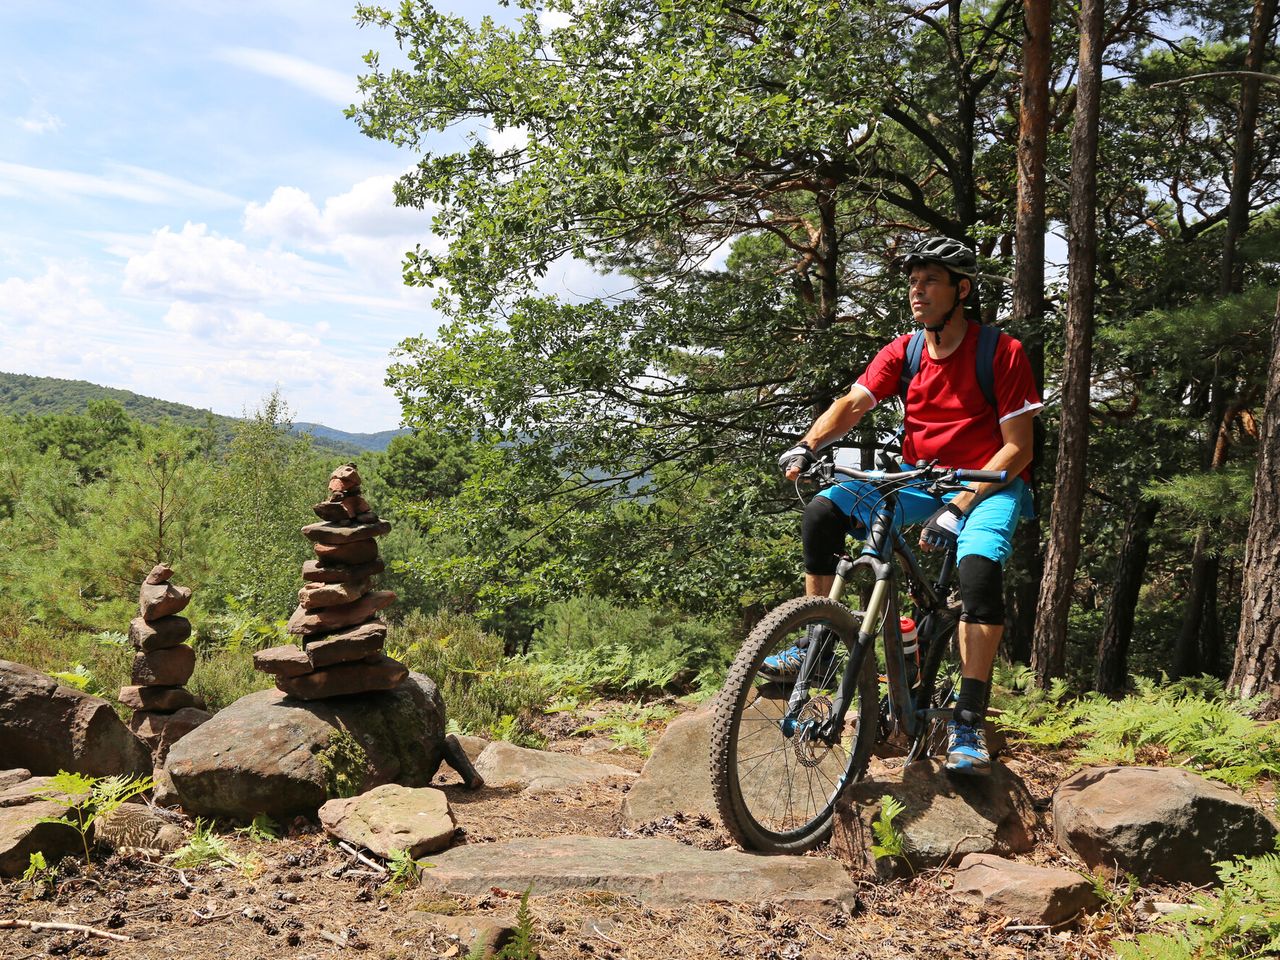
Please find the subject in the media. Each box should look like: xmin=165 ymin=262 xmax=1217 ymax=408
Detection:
xmin=819 ymin=462 xmax=1007 ymax=487
xmin=954 ymin=468 xmax=1008 ymax=483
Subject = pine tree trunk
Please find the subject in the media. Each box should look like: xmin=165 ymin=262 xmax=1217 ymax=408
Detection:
xmin=1031 ymin=0 xmax=1104 ymax=686
xmin=1006 ymin=0 xmax=1052 ymax=664
xmin=1095 ymin=501 xmax=1157 ymax=694
xmin=1220 ymin=0 xmax=1278 ymax=294
xmin=1231 ymin=290 xmax=1280 ymax=704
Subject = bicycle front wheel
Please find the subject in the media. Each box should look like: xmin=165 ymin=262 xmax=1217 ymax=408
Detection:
xmin=710 ymin=595 xmax=878 ymax=853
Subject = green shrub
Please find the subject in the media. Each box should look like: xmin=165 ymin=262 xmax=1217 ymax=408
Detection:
xmin=531 ymin=596 xmax=737 ymax=696
xmin=995 ymin=675 xmax=1280 ymax=786
xmin=0 ymin=613 xmax=134 ymax=717
xmin=388 ymin=611 xmax=549 ymax=741
xmin=1115 ymin=845 xmax=1280 ymax=959
xmin=188 ymin=642 xmax=274 ymax=712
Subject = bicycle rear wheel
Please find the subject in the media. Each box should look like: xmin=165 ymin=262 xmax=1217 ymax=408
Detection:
xmin=906 ymin=609 xmax=961 ymax=762
xmin=710 ymin=595 xmax=878 ymax=853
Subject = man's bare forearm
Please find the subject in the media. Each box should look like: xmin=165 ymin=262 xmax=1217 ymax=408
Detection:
xmin=800 ymin=388 xmax=875 ymax=451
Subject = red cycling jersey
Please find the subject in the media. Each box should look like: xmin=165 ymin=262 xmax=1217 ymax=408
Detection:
xmin=855 ymin=321 xmax=1042 ymax=478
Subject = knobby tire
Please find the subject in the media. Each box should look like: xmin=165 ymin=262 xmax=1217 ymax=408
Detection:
xmin=710 ymin=595 xmax=878 ymax=854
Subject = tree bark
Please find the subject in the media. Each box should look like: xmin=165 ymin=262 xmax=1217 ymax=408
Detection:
xmin=1006 ymin=0 xmax=1052 ymax=663
xmin=1095 ymin=501 xmax=1158 ymax=694
xmin=1219 ymin=0 xmax=1278 ymax=295
xmin=1231 ymin=290 xmax=1280 ymax=703
xmin=1031 ymin=0 xmax=1104 ymax=686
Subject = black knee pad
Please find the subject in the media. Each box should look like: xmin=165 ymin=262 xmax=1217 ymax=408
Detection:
xmin=958 ymin=555 xmax=1005 ymax=625
xmin=802 ymin=497 xmax=854 ymax=575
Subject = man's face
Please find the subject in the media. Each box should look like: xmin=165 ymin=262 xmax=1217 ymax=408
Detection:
xmin=907 ymin=264 xmax=966 ymax=325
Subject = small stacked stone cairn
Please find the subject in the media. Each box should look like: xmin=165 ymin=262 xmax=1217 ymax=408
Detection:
xmin=123 ymin=564 xmax=209 ymax=758
xmin=253 ymin=464 xmax=404 ymax=700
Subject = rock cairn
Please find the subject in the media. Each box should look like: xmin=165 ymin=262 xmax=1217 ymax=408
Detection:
xmin=253 ymin=464 xmax=404 ymax=700
xmin=123 ymin=564 xmax=210 ymax=762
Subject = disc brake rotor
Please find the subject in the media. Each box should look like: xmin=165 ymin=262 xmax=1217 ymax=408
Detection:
xmin=792 ymin=695 xmax=834 ymax=768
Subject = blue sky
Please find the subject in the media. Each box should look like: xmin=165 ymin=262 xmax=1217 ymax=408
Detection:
xmin=0 ymin=1 xmax=531 ymax=432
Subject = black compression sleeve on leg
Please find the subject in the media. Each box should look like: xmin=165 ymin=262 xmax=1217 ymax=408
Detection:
xmin=957 ymin=554 xmax=1005 ymax=625
xmin=801 ymin=496 xmax=850 ymax=575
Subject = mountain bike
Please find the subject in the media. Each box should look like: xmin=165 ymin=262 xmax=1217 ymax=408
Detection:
xmin=709 ymin=457 xmax=1007 ymax=854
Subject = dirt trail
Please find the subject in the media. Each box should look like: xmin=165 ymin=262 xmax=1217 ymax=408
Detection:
xmin=0 ymin=731 xmax=1166 ymax=959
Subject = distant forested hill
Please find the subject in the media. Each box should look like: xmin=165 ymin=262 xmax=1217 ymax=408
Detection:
xmin=0 ymin=371 xmax=402 ymax=454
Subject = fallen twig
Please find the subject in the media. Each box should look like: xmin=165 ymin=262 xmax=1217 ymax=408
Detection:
xmin=0 ymin=919 xmax=131 ymax=943
xmin=190 ymin=908 xmax=234 ymax=926
xmin=337 ymin=841 xmax=386 ymax=874
xmin=801 ymin=920 xmax=834 ymax=943
xmin=584 ymin=919 xmax=622 ymax=946
xmin=1003 ymin=924 xmax=1051 ymax=933
xmin=318 ymin=929 xmax=349 ymax=947
xmin=929 ymin=834 xmax=984 ymax=876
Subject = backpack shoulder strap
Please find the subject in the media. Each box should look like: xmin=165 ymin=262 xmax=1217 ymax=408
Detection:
xmin=898 ymin=330 xmax=927 ymax=402
xmin=975 ymin=324 xmax=999 ymax=410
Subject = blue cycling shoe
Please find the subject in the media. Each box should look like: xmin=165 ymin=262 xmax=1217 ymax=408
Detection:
xmin=760 ymin=628 xmax=836 ymax=681
xmin=945 ymin=719 xmax=990 ymax=775
xmin=759 ymin=644 xmax=807 ymax=679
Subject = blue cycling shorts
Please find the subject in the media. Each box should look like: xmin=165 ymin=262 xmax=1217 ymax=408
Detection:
xmin=817 ymin=476 xmax=1032 ymax=566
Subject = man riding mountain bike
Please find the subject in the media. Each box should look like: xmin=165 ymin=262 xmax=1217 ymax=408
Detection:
xmin=772 ymin=236 xmax=1042 ymax=776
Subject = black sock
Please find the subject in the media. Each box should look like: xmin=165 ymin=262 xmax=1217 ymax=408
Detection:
xmin=954 ymin=677 xmax=988 ymax=725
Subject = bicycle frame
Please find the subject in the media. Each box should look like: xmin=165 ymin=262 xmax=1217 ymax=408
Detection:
xmin=800 ymin=485 xmax=957 ymax=748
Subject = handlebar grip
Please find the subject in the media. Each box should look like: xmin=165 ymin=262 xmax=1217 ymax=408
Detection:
xmin=954 ymin=469 xmax=1007 ymax=483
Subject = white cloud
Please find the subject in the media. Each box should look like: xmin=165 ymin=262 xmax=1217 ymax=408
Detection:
xmin=0 ymin=161 xmax=241 ymax=207
xmin=243 ymin=175 xmax=439 ymax=289
xmin=162 ymin=301 xmax=320 ymax=348
xmin=123 ymin=222 xmax=299 ymax=302
xmin=215 ymin=47 xmax=355 ymax=106
xmin=245 ymin=175 xmax=425 ymax=243
xmin=0 ymin=263 xmax=111 ymax=330
xmin=539 ymin=7 xmax=574 ymax=31
xmin=16 ymin=105 xmax=63 ymax=134
xmin=485 ymin=123 xmax=529 ymax=155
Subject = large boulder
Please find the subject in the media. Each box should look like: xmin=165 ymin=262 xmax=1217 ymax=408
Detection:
xmin=621 ymin=705 xmax=717 ymax=825
xmin=166 ymin=672 xmax=447 ymax=819
xmin=0 ymin=660 xmax=151 ymax=779
xmin=319 ymin=783 xmax=455 ymax=858
xmin=1053 ymin=766 xmax=1278 ymax=886
xmin=831 ymin=759 xmax=1039 ymax=875
xmin=473 ymin=742 xmax=634 ymax=793
xmin=0 ymin=775 xmax=85 ymax=877
xmin=950 ymin=854 xmax=1100 ymax=926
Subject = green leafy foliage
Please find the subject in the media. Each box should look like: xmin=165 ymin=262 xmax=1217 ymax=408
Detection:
xmin=493 ymin=886 xmax=538 ymax=960
xmin=1115 ymin=846 xmax=1280 ymax=959
xmin=573 ymin=703 xmax=677 ymax=756
xmin=235 ymin=814 xmax=281 ymax=843
xmin=384 ymin=847 xmax=431 ymax=894
xmin=870 ymin=794 xmax=907 ymax=861
xmin=390 ymin=611 xmax=550 ymax=743
xmin=532 ymin=596 xmax=736 ymax=696
xmin=33 ymin=771 xmax=153 ymax=865
xmin=996 ymin=676 xmax=1280 ymax=786
xmin=49 ymin=663 xmax=102 ymax=695
xmin=170 ymin=819 xmax=241 ymax=870
xmin=21 ymin=851 xmax=58 ymax=896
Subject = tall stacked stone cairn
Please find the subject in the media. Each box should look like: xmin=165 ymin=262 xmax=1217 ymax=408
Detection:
xmin=123 ymin=564 xmax=210 ymax=763
xmin=252 ymin=464 xmax=404 ymax=700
